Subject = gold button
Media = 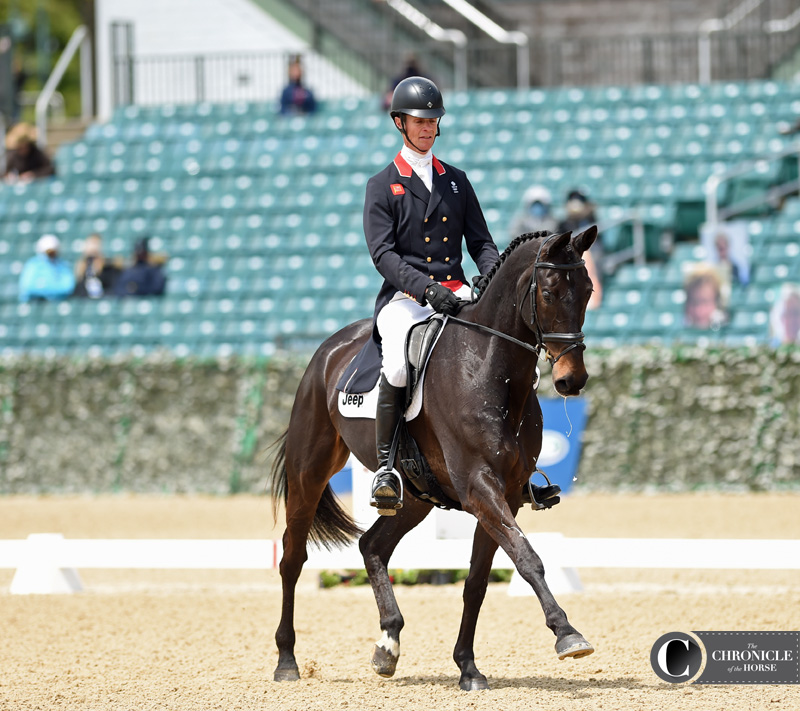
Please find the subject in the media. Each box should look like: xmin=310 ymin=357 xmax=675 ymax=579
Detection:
xmin=429 ymin=275 xmax=434 ymax=279
xmin=447 ymin=274 xmax=452 ymax=280
xmin=445 ymin=257 xmax=450 ymax=262
xmin=425 ymin=237 xmax=430 ymax=242
xmin=442 ymin=216 xmax=447 ymax=222
xmin=443 ymin=237 xmax=448 ymax=242
xmin=424 ymin=217 xmax=428 ymax=223
xmin=426 ymin=257 xmax=431 ymax=262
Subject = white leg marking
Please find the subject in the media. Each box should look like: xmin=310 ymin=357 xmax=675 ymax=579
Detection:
xmin=376 ymin=630 xmax=400 ymax=658
xmin=502 ymin=522 xmax=525 ymax=539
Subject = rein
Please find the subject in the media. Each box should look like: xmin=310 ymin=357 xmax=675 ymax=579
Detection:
xmin=454 ymin=233 xmax=587 ymax=364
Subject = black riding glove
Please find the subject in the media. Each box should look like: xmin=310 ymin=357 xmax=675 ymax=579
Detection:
xmin=424 ymin=282 xmax=459 ymax=316
xmin=472 ymin=274 xmax=489 ymax=295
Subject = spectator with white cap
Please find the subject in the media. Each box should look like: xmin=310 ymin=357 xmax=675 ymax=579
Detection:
xmin=18 ymin=234 xmax=75 ymax=302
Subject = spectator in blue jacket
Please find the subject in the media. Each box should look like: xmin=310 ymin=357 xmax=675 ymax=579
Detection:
xmin=279 ymin=56 xmax=317 ymax=115
xmin=114 ymin=238 xmax=167 ymax=297
xmin=18 ymin=234 xmax=75 ymax=302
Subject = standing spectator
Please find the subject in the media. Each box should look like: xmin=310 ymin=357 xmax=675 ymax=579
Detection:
xmin=279 ymin=55 xmax=317 ymax=116
xmin=3 ymin=122 xmax=55 ymax=183
xmin=18 ymin=234 xmax=75 ymax=302
xmin=509 ymin=184 xmax=558 ymax=238
xmin=114 ymin=238 xmax=167 ymax=297
xmin=73 ymin=233 xmax=122 ymax=298
xmin=381 ymin=53 xmax=429 ymax=111
xmin=557 ymin=188 xmax=603 ymax=310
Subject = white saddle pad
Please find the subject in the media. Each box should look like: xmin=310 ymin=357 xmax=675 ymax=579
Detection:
xmin=337 ymin=317 xmax=448 ymax=422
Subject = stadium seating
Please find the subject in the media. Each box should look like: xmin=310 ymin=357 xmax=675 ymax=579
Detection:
xmin=1 ymin=79 xmax=799 ymax=356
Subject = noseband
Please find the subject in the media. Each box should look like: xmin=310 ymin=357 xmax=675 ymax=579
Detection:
xmin=529 ymin=233 xmax=587 ymax=364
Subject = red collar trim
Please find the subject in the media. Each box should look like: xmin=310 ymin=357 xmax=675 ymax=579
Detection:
xmin=393 ymin=152 xmax=412 ymax=178
xmin=393 ymin=152 xmax=446 ymax=178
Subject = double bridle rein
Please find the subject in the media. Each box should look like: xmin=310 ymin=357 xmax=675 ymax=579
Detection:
xmin=451 ymin=232 xmax=587 ymax=364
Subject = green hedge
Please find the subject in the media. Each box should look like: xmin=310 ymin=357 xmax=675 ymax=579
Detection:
xmin=0 ymin=346 xmax=798 ymax=494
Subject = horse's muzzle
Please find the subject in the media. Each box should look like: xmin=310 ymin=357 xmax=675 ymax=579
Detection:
xmin=552 ymin=363 xmax=588 ymax=397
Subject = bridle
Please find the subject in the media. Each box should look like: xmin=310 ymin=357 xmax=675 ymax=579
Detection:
xmin=528 ymin=232 xmax=587 ymax=363
xmin=451 ymin=232 xmax=587 ymax=364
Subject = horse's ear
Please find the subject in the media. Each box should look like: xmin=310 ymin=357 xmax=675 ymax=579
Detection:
xmin=542 ymin=230 xmax=571 ymax=259
xmin=573 ymin=225 xmax=598 ymax=255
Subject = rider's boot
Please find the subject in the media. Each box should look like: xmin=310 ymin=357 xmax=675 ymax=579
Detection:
xmin=370 ymin=374 xmax=406 ymax=515
xmin=521 ymin=471 xmax=562 ymax=510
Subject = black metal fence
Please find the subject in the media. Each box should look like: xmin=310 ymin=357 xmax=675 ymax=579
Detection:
xmin=111 ymin=28 xmax=800 ymax=109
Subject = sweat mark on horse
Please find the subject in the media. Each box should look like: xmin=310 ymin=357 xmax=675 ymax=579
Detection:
xmin=269 ymin=228 xmax=597 ymax=690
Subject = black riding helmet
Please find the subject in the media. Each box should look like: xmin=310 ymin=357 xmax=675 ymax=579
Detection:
xmin=390 ymin=76 xmax=445 ymax=151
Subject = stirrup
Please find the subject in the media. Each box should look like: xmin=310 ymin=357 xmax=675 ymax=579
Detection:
xmin=370 ymin=470 xmax=404 ymax=516
xmin=522 ymin=469 xmax=561 ymax=511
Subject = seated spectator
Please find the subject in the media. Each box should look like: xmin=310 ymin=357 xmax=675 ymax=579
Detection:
xmin=18 ymin=234 xmax=75 ymax=302
xmin=73 ymin=233 xmax=123 ymax=299
xmin=114 ymin=238 xmax=167 ymax=297
xmin=4 ymin=122 xmax=56 ymax=184
xmin=509 ymin=185 xmax=558 ymax=238
xmin=279 ymin=56 xmax=317 ymax=116
xmin=683 ymin=264 xmax=727 ymax=330
xmin=769 ymin=284 xmax=800 ymax=346
xmin=557 ymin=188 xmax=603 ymax=309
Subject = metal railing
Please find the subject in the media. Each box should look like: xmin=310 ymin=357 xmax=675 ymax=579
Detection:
xmin=704 ymin=141 xmax=800 ymax=227
xmin=36 ymin=24 xmax=93 ymax=148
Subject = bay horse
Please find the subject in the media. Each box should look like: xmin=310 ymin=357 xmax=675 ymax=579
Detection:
xmin=269 ymin=228 xmax=597 ymax=690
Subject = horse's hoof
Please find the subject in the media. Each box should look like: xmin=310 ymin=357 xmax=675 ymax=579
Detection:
xmin=459 ymin=675 xmax=489 ymax=691
xmin=273 ymin=665 xmax=301 ymax=682
xmin=556 ymin=633 xmax=594 ymax=660
xmin=371 ymin=644 xmax=399 ymax=677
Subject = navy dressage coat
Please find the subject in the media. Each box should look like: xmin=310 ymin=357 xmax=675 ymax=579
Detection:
xmin=365 ymin=151 xmax=499 ymax=313
xmin=338 ymin=151 xmax=499 ymax=393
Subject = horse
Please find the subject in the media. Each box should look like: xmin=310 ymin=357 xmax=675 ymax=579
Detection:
xmin=269 ymin=227 xmax=597 ymax=690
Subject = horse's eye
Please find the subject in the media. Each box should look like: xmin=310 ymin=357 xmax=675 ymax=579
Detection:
xmin=542 ymin=290 xmax=553 ymax=303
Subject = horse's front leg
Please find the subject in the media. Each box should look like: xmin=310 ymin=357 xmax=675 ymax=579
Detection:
xmin=454 ymin=522 xmax=498 ymax=690
xmin=464 ymin=474 xmax=593 ymax=661
xmin=359 ymin=496 xmax=431 ymax=678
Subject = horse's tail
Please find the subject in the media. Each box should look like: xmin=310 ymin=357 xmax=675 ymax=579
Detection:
xmin=268 ymin=430 xmax=363 ymax=550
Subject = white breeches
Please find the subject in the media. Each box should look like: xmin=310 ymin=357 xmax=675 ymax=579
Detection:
xmin=377 ymin=283 xmax=473 ymax=387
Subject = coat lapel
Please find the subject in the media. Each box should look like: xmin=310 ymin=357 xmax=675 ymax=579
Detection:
xmin=393 ymin=152 xmax=430 ymax=203
xmin=425 ymin=156 xmax=447 ymax=219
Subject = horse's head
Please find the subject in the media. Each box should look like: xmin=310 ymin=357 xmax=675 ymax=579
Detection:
xmin=525 ymin=227 xmax=597 ymax=396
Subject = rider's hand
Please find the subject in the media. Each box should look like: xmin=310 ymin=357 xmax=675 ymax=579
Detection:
xmin=424 ymin=282 xmax=459 ymax=316
xmin=472 ymin=274 xmax=489 ymax=295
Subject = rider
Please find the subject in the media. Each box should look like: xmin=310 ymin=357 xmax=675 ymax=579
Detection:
xmin=364 ymin=76 xmax=500 ymax=513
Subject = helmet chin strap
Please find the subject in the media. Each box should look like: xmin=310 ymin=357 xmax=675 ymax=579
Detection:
xmin=396 ymin=114 xmax=441 ymax=154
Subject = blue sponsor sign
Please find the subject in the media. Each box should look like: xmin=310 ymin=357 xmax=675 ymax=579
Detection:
xmin=538 ymin=397 xmax=588 ymax=495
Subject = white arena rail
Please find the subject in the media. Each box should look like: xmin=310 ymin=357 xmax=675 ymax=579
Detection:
xmin=2 ymin=532 xmax=799 ymax=595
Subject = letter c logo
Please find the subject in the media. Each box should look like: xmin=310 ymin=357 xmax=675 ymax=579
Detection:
xmin=650 ymin=632 xmax=703 ymax=683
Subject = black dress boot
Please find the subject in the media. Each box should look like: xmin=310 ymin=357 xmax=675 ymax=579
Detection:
xmin=370 ymin=374 xmax=406 ymax=515
xmin=521 ymin=471 xmax=562 ymax=510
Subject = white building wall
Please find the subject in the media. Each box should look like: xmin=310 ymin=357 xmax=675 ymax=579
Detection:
xmin=95 ymin=0 xmax=367 ymax=119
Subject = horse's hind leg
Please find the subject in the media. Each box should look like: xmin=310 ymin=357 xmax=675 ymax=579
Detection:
xmin=453 ymin=524 xmax=498 ymax=690
xmin=274 ymin=431 xmax=350 ymax=682
xmin=358 ymin=496 xmax=431 ymax=679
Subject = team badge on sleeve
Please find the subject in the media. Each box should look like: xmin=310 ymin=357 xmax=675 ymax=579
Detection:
xmin=391 ymin=184 xmax=405 ymax=195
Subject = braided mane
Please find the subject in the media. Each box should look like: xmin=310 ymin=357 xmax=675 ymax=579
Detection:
xmin=474 ymin=231 xmax=550 ymax=302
